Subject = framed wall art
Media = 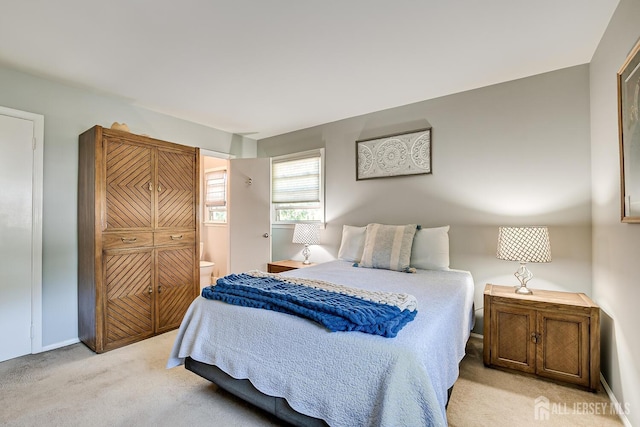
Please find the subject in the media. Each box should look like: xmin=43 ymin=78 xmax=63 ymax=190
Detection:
xmin=356 ymin=128 xmax=432 ymax=180
xmin=618 ymin=38 xmax=640 ymax=222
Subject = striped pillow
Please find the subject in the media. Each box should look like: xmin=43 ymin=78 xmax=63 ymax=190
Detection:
xmin=358 ymin=223 xmax=418 ymax=272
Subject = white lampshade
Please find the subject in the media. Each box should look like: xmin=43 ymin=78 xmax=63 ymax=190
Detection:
xmin=292 ymin=223 xmax=320 ymax=245
xmin=497 ymin=226 xmax=552 ymax=263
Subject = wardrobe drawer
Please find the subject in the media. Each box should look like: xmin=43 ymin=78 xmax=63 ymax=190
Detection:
xmin=102 ymin=232 xmax=153 ymax=250
xmin=154 ymin=231 xmax=195 ymax=247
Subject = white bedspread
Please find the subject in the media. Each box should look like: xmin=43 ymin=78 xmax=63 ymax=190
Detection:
xmin=167 ymin=260 xmax=474 ymax=427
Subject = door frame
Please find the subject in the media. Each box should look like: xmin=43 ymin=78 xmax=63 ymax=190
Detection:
xmin=200 ymin=149 xmax=235 ymax=277
xmin=0 ymin=106 xmax=44 ymax=354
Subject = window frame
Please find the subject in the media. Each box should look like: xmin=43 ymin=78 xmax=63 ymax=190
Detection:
xmin=271 ymin=148 xmax=325 ymax=226
xmin=203 ymin=166 xmax=228 ymax=224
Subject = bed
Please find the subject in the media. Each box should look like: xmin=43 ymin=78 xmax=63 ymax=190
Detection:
xmin=167 ymin=258 xmax=475 ymax=426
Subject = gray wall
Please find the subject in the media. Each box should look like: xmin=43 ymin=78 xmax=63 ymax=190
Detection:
xmin=590 ymin=0 xmax=640 ymax=424
xmin=259 ymin=65 xmax=593 ymax=336
xmin=0 ymin=64 xmax=255 ymax=347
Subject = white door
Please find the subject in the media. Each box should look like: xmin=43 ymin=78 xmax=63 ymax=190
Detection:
xmin=0 ymin=109 xmax=43 ymax=362
xmin=228 ymin=158 xmax=271 ymax=273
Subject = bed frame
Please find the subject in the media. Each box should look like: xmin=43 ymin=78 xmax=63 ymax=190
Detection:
xmin=185 ymin=357 xmax=454 ymax=426
xmin=186 ymin=357 xmax=327 ymax=426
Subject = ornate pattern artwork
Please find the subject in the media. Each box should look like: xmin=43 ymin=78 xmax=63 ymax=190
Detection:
xmin=356 ymin=128 xmax=431 ymax=180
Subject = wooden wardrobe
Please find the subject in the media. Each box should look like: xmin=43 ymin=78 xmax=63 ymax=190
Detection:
xmin=78 ymin=125 xmax=200 ymax=353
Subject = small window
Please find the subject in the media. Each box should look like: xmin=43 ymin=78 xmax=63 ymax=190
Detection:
xmin=204 ymin=168 xmax=227 ymax=223
xmin=272 ymin=149 xmax=324 ymax=224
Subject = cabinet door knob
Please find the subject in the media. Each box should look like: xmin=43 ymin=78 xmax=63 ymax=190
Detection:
xmin=263 ymin=233 xmax=269 ymax=238
xmin=531 ymin=332 xmax=539 ymax=344
xmin=148 ymin=286 xmax=153 ymax=294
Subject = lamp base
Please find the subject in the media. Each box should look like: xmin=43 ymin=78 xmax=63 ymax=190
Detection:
xmin=515 ymin=285 xmax=533 ymax=295
xmin=302 ymin=244 xmax=311 ymax=264
xmin=514 ymin=262 xmax=533 ymax=295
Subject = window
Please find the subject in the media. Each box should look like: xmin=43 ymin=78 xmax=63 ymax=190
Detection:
xmin=204 ymin=168 xmax=227 ymax=223
xmin=272 ymin=149 xmax=324 ymax=224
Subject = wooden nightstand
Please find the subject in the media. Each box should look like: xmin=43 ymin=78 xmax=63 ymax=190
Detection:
xmin=483 ymin=283 xmax=600 ymax=392
xmin=267 ymin=260 xmax=316 ymax=273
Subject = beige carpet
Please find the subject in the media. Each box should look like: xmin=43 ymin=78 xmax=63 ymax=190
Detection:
xmin=0 ymin=332 xmax=624 ymax=427
xmin=447 ymin=338 xmax=623 ymax=427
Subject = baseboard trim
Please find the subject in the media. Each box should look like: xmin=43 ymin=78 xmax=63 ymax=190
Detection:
xmin=39 ymin=337 xmax=80 ymax=353
xmin=600 ymin=373 xmax=632 ymax=427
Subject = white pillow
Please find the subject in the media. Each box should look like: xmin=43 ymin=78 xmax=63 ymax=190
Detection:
xmin=411 ymin=225 xmax=450 ymax=270
xmin=359 ymin=223 xmax=418 ymax=272
xmin=337 ymin=225 xmax=366 ymax=262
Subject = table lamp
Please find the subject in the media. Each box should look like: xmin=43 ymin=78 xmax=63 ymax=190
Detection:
xmin=292 ymin=223 xmax=320 ymax=264
xmin=496 ymin=226 xmax=551 ymax=295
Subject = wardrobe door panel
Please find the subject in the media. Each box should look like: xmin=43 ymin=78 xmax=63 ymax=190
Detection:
xmin=155 ymin=246 xmax=197 ymax=333
xmin=156 ymin=149 xmax=196 ymax=229
xmin=103 ymin=248 xmax=154 ymax=351
xmin=104 ymin=138 xmax=153 ymax=231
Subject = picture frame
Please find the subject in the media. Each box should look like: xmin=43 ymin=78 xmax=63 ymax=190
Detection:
xmin=356 ymin=128 xmax=432 ymax=180
xmin=618 ymin=39 xmax=640 ymax=223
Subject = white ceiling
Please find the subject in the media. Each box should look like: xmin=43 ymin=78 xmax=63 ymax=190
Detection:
xmin=0 ymin=1 xmax=619 ymax=140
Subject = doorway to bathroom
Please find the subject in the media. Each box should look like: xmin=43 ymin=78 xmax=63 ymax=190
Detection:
xmin=200 ymin=150 xmax=271 ymax=284
xmin=200 ymin=152 xmax=229 ymax=285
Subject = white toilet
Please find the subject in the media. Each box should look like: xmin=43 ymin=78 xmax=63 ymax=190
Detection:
xmin=199 ymin=242 xmax=215 ymax=289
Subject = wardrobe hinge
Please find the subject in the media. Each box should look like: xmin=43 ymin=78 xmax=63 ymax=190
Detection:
xmin=32 ymin=137 xmax=36 ymax=150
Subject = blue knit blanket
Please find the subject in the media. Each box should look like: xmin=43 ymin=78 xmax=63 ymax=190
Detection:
xmin=202 ymin=273 xmax=417 ymax=338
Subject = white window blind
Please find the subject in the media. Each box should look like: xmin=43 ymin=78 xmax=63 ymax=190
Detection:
xmin=272 ymin=155 xmax=320 ymax=204
xmin=205 ymin=169 xmax=226 ymax=207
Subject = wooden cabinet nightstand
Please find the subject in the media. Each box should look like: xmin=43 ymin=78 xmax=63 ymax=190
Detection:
xmin=483 ymin=284 xmax=600 ymax=392
xmin=267 ymin=260 xmax=316 ymax=273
